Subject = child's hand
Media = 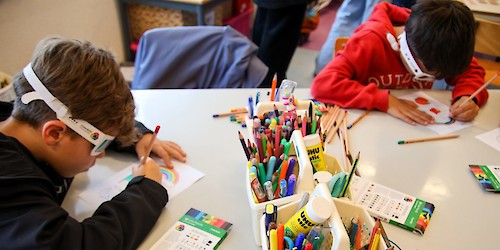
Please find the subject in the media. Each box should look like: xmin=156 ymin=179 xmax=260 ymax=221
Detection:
xmin=449 ymin=96 xmax=479 ymax=122
xmin=135 ymin=134 xmax=187 ymax=169
xmin=387 ymin=94 xmax=434 ymax=125
xmin=132 ymin=157 xmax=162 ymax=184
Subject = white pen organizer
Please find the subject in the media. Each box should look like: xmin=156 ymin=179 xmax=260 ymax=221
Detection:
xmin=244 ymin=99 xmax=319 ymax=246
xmin=259 ymin=183 xmax=388 ymax=250
xmin=246 ymin=130 xmax=315 ymax=245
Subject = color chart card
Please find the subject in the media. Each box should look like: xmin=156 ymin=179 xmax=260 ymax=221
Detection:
xmin=80 ymin=160 xmax=204 ymax=207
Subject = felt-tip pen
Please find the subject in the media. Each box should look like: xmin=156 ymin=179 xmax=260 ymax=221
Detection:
xmin=279 ymin=179 xmax=287 ymax=198
xmin=264 ymin=181 xmax=274 ymax=201
xmin=286 ymin=174 xmax=296 ymax=196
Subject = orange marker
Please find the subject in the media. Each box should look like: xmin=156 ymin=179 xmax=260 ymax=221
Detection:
xmin=277 ymin=224 xmax=284 ymax=250
xmin=275 ymin=160 xmax=289 ymax=198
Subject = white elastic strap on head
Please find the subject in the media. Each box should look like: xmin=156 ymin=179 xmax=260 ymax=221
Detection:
xmin=21 ymin=63 xmax=115 ymax=154
xmin=398 ymin=32 xmax=435 ymax=82
xmin=22 ymin=64 xmax=69 ymax=118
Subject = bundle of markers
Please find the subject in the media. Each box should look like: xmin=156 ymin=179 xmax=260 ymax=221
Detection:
xmin=239 ymin=98 xmax=322 ymax=203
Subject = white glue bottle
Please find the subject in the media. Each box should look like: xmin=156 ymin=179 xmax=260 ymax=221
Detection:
xmin=283 ymin=196 xmax=332 ymax=239
xmin=303 ymin=133 xmax=327 ymax=172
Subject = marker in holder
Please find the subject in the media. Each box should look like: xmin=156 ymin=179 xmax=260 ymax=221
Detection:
xmin=246 ymin=130 xmax=315 ymax=246
xmin=245 ymin=100 xmax=317 ymax=246
xmin=259 ymin=183 xmax=388 ymax=250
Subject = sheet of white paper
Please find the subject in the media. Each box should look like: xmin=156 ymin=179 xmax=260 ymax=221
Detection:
xmin=399 ymin=91 xmax=472 ymax=134
xmin=79 ymin=160 xmax=204 ymax=207
xmin=476 ymin=128 xmax=500 ymax=152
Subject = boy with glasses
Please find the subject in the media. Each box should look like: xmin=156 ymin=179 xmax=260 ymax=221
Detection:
xmin=0 ymin=37 xmax=185 ymax=249
xmin=311 ymin=0 xmax=487 ymax=125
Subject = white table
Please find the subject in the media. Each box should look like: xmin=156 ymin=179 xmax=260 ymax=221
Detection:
xmin=62 ymin=89 xmax=500 ymax=249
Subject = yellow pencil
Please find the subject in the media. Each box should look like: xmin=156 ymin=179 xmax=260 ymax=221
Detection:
xmin=397 ymin=134 xmax=459 ymax=145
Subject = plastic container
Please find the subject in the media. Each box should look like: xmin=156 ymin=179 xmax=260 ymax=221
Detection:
xmin=245 ymin=100 xmax=323 ymax=246
xmin=260 ymin=183 xmax=388 ymax=250
xmin=246 ymin=130 xmax=315 ymax=245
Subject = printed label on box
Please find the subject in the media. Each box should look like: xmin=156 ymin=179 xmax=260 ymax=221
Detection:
xmin=349 ymin=176 xmax=435 ymax=235
xmin=150 ymin=208 xmax=233 ymax=250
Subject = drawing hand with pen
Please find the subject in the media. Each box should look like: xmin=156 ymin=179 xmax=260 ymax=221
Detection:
xmin=132 ymin=157 xmax=163 ymax=184
xmin=449 ymin=95 xmax=479 ymax=122
xmin=387 ymin=94 xmax=434 ymax=125
xmin=136 ymin=134 xmax=187 ymax=169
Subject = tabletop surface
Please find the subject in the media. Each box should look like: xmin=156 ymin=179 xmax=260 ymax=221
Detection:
xmin=61 ymin=88 xmax=500 ymax=250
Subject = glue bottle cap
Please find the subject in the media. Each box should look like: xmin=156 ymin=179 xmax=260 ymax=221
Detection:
xmin=306 ymin=197 xmax=332 ymax=224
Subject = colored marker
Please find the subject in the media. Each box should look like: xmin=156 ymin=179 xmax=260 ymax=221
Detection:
xmin=266 ymin=156 xmax=277 ymax=181
xmin=286 ymin=174 xmax=296 ymax=196
xmin=294 ymin=233 xmax=305 ymax=250
xmin=270 ymin=229 xmax=278 ymax=250
xmin=264 ymin=181 xmax=274 ymax=201
xmin=279 ymin=179 xmax=287 ymax=198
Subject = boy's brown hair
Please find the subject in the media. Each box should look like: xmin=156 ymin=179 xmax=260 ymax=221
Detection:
xmin=12 ymin=37 xmax=137 ymax=146
xmin=406 ymin=0 xmax=476 ymax=79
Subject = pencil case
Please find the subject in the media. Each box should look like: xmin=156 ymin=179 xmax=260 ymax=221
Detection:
xmin=246 ymin=129 xmax=315 ymax=245
xmin=259 ymin=183 xmax=388 ymax=250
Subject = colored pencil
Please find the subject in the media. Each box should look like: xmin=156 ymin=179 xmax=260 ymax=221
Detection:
xmin=397 ymin=134 xmax=459 ymax=145
xmin=458 ymin=71 xmax=499 ymax=108
xmin=238 ymin=131 xmax=251 ymax=160
xmin=212 ymin=109 xmax=248 ymax=118
xmin=270 ymin=74 xmax=277 ymax=101
xmin=340 ymin=151 xmax=360 ymax=197
xmin=347 ymin=110 xmax=370 ymax=129
xmin=326 ymin=110 xmax=347 ymax=143
xmin=140 ymin=125 xmax=160 ymax=165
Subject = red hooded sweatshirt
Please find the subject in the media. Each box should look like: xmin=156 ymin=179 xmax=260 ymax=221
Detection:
xmin=311 ymin=2 xmax=487 ymax=111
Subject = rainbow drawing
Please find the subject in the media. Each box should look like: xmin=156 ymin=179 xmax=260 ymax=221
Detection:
xmin=121 ymin=165 xmax=179 ymax=185
xmin=160 ymin=166 xmax=179 ymax=185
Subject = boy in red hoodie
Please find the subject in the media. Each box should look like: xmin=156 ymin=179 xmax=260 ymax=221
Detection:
xmin=311 ymin=0 xmax=487 ymax=125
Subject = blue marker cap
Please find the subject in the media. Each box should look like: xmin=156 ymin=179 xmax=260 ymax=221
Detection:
xmin=295 ymin=233 xmax=305 ymax=249
xmin=279 ymin=179 xmax=287 ymax=198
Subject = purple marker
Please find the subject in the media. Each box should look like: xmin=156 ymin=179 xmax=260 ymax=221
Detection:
xmin=286 ymin=174 xmax=296 ymax=196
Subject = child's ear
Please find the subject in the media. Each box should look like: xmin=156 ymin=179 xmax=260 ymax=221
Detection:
xmin=41 ymin=120 xmax=69 ymax=146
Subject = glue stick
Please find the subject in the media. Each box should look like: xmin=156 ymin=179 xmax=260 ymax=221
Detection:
xmin=283 ymin=196 xmax=332 ymax=239
xmin=303 ymin=133 xmax=327 ymax=172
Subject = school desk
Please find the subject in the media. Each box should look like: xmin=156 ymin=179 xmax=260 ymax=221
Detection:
xmin=61 ymin=89 xmax=500 ymax=249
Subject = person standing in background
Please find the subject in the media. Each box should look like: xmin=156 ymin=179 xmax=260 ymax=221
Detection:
xmin=252 ymin=0 xmax=312 ymax=88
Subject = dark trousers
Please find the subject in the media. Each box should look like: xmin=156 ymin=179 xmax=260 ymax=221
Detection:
xmin=252 ymin=4 xmax=307 ymax=88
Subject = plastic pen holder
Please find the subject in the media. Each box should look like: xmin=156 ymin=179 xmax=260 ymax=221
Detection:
xmin=260 ymin=184 xmax=387 ymax=250
xmin=246 ymin=130 xmax=315 ymax=246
